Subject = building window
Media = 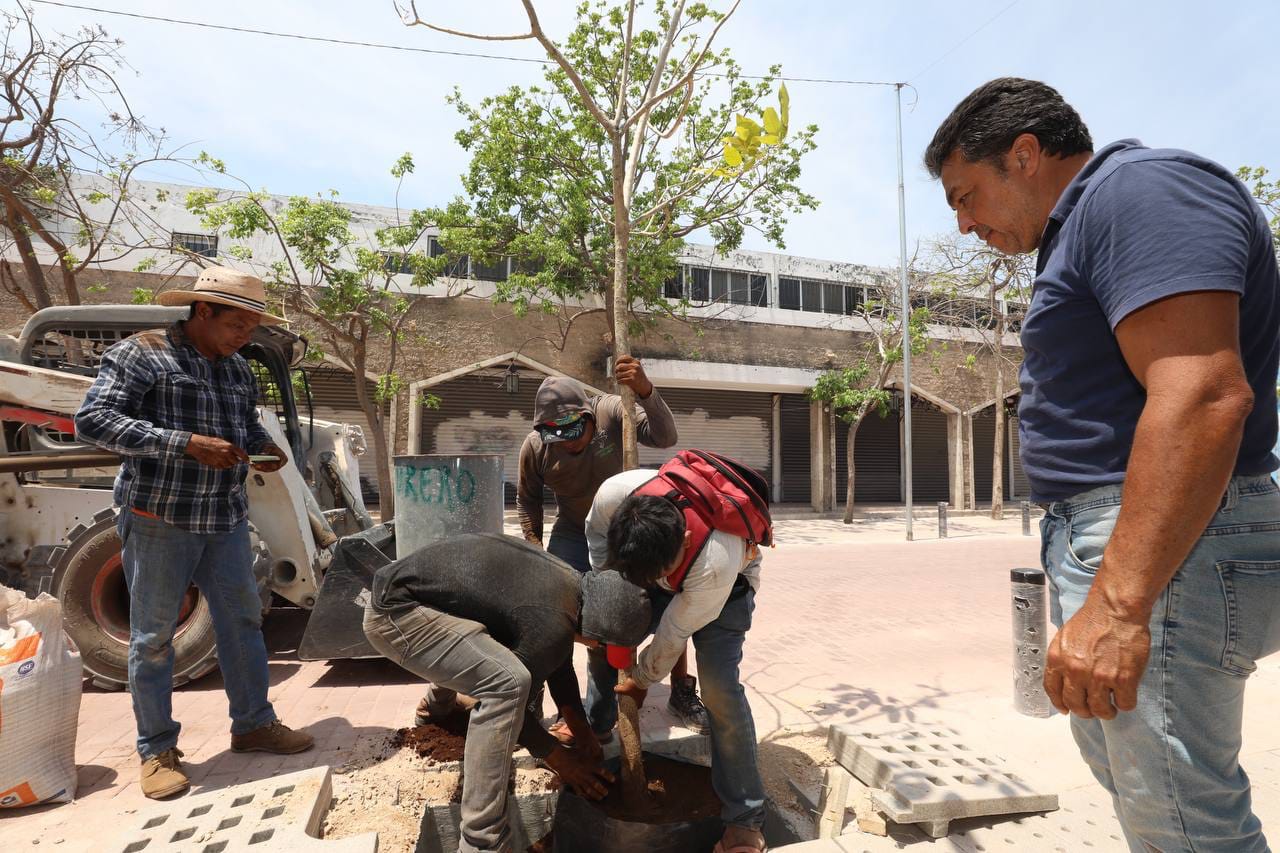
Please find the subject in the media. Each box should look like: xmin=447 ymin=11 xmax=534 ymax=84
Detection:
xmin=688 ymin=267 xmax=710 ymax=303
xmin=471 ymin=257 xmax=509 ymax=282
xmin=800 ymin=280 xmax=822 ymax=313
xmin=663 ymin=272 xmax=682 ymax=300
xmin=428 ymin=236 xmax=469 ymax=279
xmin=779 ymin=274 xmax=862 ymax=314
xmin=680 ymin=265 xmax=769 ymax=308
xmin=844 ymin=286 xmax=863 ymax=315
xmin=171 ymin=232 xmax=218 ymax=258
xmin=778 ymin=277 xmax=801 ymax=310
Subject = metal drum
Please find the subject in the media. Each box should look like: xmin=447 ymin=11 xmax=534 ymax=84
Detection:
xmin=393 ymin=454 xmax=504 ymax=558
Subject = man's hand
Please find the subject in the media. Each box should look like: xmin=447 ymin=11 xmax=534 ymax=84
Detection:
xmin=1044 ymin=590 xmax=1151 ymax=719
xmin=543 ymin=745 xmax=613 ymax=800
xmin=250 ymin=442 xmax=288 ymax=472
xmin=614 ymin=355 xmax=654 ymax=399
xmin=614 ymin=676 xmax=648 ymax=709
xmin=185 ymin=434 xmax=249 ymax=469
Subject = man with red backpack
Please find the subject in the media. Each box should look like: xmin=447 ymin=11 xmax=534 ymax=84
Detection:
xmin=584 ymin=450 xmax=770 ymax=853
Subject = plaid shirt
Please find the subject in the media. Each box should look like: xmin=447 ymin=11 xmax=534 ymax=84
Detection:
xmin=74 ymin=323 xmax=272 ymax=533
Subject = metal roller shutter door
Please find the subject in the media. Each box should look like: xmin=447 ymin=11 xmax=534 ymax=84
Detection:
xmin=1008 ymin=414 xmax=1031 ymax=499
xmin=972 ymin=409 xmax=995 ymax=503
xmin=837 ymin=411 xmax=901 ymax=503
xmin=638 ymin=388 xmax=773 ymax=484
xmin=910 ymin=407 xmax=950 ymax=503
xmin=778 ymin=394 xmax=810 ymax=503
xmin=418 ymin=368 xmax=547 ymax=503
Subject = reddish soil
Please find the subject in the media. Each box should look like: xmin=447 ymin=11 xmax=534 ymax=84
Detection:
xmin=592 ymin=753 xmax=721 ymax=824
xmin=388 ymin=708 xmax=472 ymax=763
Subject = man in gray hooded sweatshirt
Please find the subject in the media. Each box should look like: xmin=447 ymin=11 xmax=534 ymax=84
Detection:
xmin=516 ymin=357 xmax=708 ymax=738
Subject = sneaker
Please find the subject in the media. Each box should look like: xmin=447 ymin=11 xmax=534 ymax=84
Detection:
xmin=231 ymin=720 xmax=315 ymax=754
xmin=140 ymin=748 xmax=189 ymax=800
xmin=667 ymin=674 xmax=711 ymax=735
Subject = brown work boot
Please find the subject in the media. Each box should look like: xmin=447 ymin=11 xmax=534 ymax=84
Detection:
xmin=230 ymin=720 xmax=315 ymax=754
xmin=140 ymin=748 xmax=189 ymax=800
xmin=414 ymin=695 xmax=461 ymax=727
xmin=714 ymin=825 xmax=768 ymax=852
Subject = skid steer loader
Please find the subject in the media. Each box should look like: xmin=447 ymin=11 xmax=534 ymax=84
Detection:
xmin=0 ymin=305 xmax=392 ymax=690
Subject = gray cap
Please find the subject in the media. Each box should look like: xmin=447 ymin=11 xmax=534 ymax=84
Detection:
xmin=580 ymin=570 xmax=652 ymax=646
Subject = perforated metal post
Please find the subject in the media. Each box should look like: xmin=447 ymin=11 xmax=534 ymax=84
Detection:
xmin=1011 ymin=568 xmax=1052 ymax=717
xmin=1021 ymin=501 xmax=1032 ymax=536
xmin=937 ymin=502 xmax=948 ymax=538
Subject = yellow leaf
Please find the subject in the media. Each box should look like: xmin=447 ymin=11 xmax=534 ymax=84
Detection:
xmin=722 ymin=140 xmax=743 ymax=167
xmin=761 ymin=134 xmax=780 ymax=145
xmin=763 ymin=107 xmax=780 ymax=136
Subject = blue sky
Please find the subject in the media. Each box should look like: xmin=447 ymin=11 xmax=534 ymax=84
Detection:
xmin=26 ymin=0 xmax=1280 ymax=269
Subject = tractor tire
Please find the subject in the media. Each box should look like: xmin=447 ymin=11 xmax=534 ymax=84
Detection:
xmin=53 ymin=508 xmax=219 ymax=692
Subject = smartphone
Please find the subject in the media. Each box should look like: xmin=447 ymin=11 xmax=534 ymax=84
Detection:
xmin=248 ymin=454 xmax=281 ymax=464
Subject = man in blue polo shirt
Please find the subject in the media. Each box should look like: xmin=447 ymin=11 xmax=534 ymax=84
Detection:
xmin=926 ymin=79 xmax=1280 ymax=852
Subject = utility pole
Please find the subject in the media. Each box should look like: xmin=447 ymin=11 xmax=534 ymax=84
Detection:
xmin=895 ymin=82 xmax=914 ymax=541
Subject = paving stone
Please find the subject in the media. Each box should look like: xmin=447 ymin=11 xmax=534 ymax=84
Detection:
xmin=827 ymin=724 xmax=1058 ymax=837
xmin=108 ymin=767 xmax=376 ymax=852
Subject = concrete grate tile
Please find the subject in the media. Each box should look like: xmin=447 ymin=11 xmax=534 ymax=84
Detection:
xmin=828 ymin=724 xmax=1058 ymax=837
xmin=107 ymin=767 xmax=377 ymax=852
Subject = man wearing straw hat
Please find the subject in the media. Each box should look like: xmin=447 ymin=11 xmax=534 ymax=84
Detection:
xmin=75 ymin=266 xmax=314 ymax=800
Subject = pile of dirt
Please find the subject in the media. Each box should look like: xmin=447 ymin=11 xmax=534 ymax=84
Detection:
xmin=323 ymin=722 xmax=558 ymax=853
xmin=389 ymin=708 xmax=471 ymax=764
xmin=592 ymin=754 xmax=721 ymax=823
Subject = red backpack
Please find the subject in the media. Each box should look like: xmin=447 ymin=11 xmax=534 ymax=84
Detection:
xmin=631 ymin=449 xmax=773 ymax=592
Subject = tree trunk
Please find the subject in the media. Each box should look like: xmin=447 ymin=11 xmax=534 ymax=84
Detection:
xmin=351 ymin=354 xmax=396 ymax=522
xmin=6 ymin=203 xmax=54 ymax=309
xmin=842 ymin=408 xmax=867 ymax=524
xmin=609 ymin=138 xmax=647 ymax=807
xmin=990 ymin=296 xmax=1005 ymax=521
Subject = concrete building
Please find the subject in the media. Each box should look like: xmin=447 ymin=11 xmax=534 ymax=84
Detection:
xmin=0 ymin=179 xmax=1028 ymax=511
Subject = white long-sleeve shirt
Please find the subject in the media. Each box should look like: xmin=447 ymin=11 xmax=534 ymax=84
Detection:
xmin=585 ymin=468 xmax=763 ymax=689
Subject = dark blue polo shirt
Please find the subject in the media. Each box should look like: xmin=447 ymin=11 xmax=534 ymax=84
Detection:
xmin=1018 ymin=139 xmax=1280 ymax=502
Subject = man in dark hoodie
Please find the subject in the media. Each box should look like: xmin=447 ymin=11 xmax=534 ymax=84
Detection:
xmin=364 ymin=533 xmax=651 ymax=853
xmin=516 ymin=357 xmax=709 ymax=739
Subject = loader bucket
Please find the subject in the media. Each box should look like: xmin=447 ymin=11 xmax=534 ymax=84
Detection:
xmin=298 ymin=521 xmax=396 ymax=661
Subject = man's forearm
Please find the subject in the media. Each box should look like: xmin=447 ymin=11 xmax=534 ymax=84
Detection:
xmin=516 ymin=494 xmax=544 ymax=542
xmin=1095 ymin=389 xmax=1250 ymax=615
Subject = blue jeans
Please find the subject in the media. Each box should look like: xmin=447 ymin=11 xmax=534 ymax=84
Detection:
xmin=651 ymin=583 xmax=765 ymax=830
xmin=547 ymin=529 xmax=619 ymax=735
xmin=118 ymin=511 xmax=275 ymax=759
xmin=1043 ymin=475 xmax=1280 ymax=852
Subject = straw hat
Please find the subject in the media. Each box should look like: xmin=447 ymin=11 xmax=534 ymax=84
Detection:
xmin=156 ymin=265 xmax=286 ymax=325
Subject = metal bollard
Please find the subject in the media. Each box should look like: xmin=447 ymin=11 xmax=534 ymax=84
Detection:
xmin=1011 ymin=568 xmax=1052 ymax=717
xmin=937 ymin=502 xmax=948 ymax=538
xmin=1021 ymin=500 xmax=1032 ymax=536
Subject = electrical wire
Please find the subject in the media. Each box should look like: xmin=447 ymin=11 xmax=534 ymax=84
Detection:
xmin=26 ymin=0 xmax=906 ymax=88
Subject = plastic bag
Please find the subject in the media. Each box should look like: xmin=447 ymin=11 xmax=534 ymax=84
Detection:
xmin=0 ymin=584 xmax=83 ymax=807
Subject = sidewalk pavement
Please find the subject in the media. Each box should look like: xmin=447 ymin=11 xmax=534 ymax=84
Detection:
xmin=5 ymin=518 xmax=1279 ymax=851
